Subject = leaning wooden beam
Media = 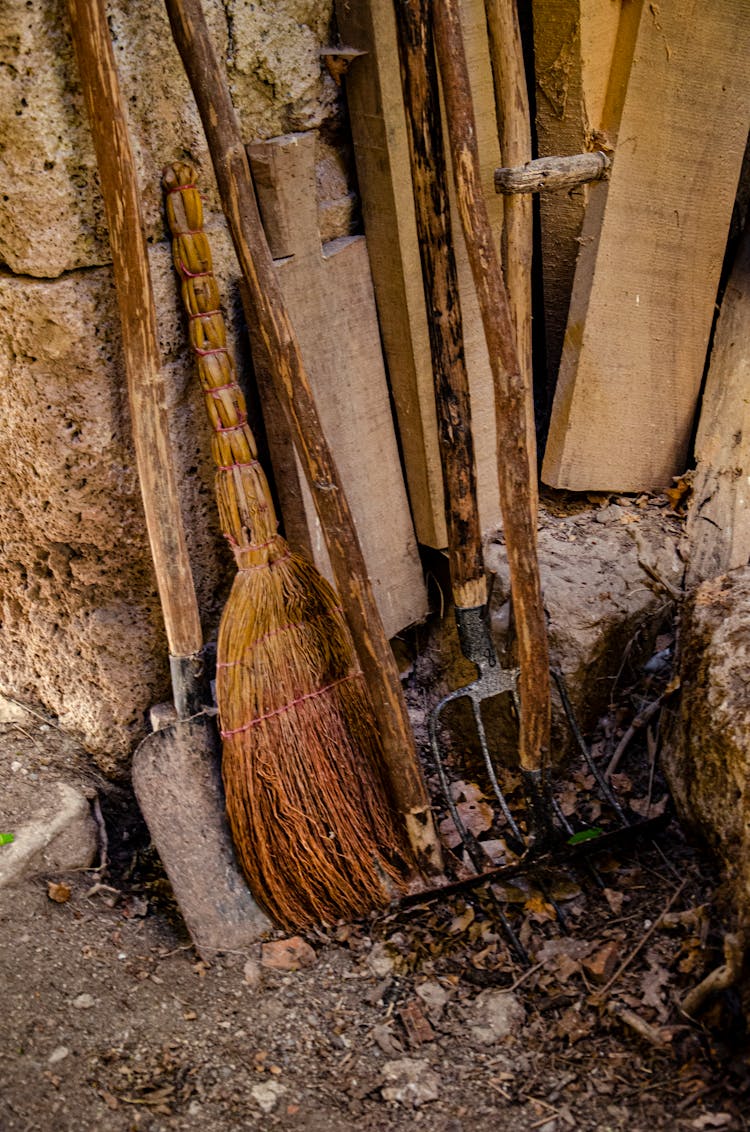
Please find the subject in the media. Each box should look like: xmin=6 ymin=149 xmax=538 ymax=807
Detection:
xmin=542 ymin=0 xmax=750 ymax=492
xmin=686 ymin=225 xmax=750 ymax=586
xmin=495 ymin=151 xmax=611 ymax=194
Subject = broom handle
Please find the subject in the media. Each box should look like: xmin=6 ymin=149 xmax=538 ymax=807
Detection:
xmin=394 ymin=0 xmax=486 ymax=614
xmin=163 ymin=0 xmax=441 ymax=870
xmin=66 ymin=0 xmax=204 ymax=717
xmin=162 ymin=164 xmax=280 ymax=555
xmin=431 ymin=0 xmax=551 ymax=777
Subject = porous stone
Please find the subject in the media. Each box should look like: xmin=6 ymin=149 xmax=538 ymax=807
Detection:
xmin=0 ymin=245 xmax=239 ymax=770
xmin=0 ymin=0 xmax=359 ymax=772
xmin=468 ymin=988 xmax=526 ymax=1043
xmin=662 ymin=566 xmax=750 ymax=927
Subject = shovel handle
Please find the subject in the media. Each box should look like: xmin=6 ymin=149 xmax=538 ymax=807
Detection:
xmin=432 ymin=0 xmax=551 ymax=776
xmin=66 ymin=0 xmax=202 ymax=670
xmin=394 ymin=0 xmax=487 ymax=613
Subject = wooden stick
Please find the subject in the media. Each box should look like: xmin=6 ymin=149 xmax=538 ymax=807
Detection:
xmin=163 ymin=0 xmax=442 ymax=872
xmin=431 ymin=0 xmax=550 ymax=779
xmin=66 ymin=0 xmax=203 ymax=713
xmin=495 ymin=151 xmax=612 ymax=195
xmin=483 ymin=0 xmax=537 ymax=519
xmin=394 ymin=0 xmax=485 ymax=612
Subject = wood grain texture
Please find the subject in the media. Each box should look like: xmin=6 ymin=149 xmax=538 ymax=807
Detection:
xmin=495 ymin=151 xmax=611 ymax=193
xmin=433 ymin=0 xmax=551 ymax=776
xmin=335 ymin=0 xmax=503 ymax=548
xmin=394 ymin=0 xmax=486 ymax=612
xmin=164 ymin=0 xmax=442 ymax=871
xmin=542 ymin=0 xmax=750 ymax=491
xmin=484 ymin=0 xmax=537 ymax=520
xmin=66 ymin=0 xmax=202 ymax=661
xmin=246 ymin=132 xmax=427 ymax=638
xmin=687 ymin=226 xmax=750 ymax=584
xmin=532 ymin=0 xmax=622 ymax=389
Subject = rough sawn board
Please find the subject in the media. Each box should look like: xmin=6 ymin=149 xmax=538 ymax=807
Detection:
xmin=247 ymin=131 xmax=427 ymax=639
xmin=542 ymin=0 xmax=750 ymax=492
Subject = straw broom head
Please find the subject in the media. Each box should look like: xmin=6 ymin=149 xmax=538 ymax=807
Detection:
xmin=163 ymin=162 xmax=411 ymax=928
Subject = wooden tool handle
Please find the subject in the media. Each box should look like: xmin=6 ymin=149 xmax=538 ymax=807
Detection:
xmin=163 ymin=162 xmax=282 ymax=566
xmin=163 ymin=0 xmax=441 ymax=869
xmin=432 ymin=0 xmax=551 ymax=776
xmin=394 ymin=0 xmax=486 ymax=612
xmin=66 ymin=0 xmax=202 ymax=665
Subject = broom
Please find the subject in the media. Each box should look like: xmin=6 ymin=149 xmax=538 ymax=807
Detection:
xmin=162 ymin=161 xmax=410 ymax=928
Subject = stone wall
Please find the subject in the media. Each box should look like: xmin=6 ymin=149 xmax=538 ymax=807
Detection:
xmin=0 ymin=0 xmax=354 ymax=774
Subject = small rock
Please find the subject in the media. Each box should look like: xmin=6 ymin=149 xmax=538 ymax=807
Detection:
xmin=251 ymin=1080 xmax=287 ymax=1113
xmin=242 ymin=957 xmax=263 ymax=988
xmin=415 ymin=980 xmax=449 ymax=1019
xmin=48 ymin=1046 xmax=69 ymax=1064
xmin=72 ymin=993 xmax=95 ymax=1010
xmin=366 ymin=941 xmax=396 ymax=978
xmin=469 ymin=989 xmax=526 ymax=1043
xmin=261 ymin=937 xmax=316 ymax=972
xmin=381 ymin=1058 xmax=440 ymax=1107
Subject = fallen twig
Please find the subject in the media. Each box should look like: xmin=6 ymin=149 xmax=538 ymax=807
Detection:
xmin=591 ymin=879 xmax=687 ymax=1004
xmin=681 ymin=933 xmax=745 ymax=1019
xmin=605 ymin=691 xmax=673 ymax=780
xmin=607 ymin=1001 xmax=671 ymax=1047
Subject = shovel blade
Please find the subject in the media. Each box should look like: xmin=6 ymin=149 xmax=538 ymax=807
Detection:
xmin=132 ymin=712 xmax=271 ymax=955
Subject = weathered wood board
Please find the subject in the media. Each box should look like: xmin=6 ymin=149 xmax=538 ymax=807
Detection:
xmin=532 ymin=0 xmax=622 ymax=389
xmin=245 ymin=131 xmax=427 ymax=639
xmin=542 ymin=0 xmax=750 ymax=492
xmin=336 ymin=0 xmax=504 ymax=548
xmin=687 ymin=226 xmax=750 ymax=585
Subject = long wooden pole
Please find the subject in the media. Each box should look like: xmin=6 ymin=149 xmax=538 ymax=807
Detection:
xmin=394 ymin=0 xmax=485 ymax=613
xmin=67 ymin=0 xmax=204 ymax=716
xmin=483 ymin=0 xmax=537 ymax=520
xmin=431 ymin=0 xmax=551 ymax=784
xmin=163 ymin=0 xmax=442 ymax=872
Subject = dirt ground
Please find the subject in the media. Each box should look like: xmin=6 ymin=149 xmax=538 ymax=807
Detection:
xmin=2 ymin=704 xmax=749 ymax=1131
xmin=2 ymin=497 xmax=749 ymax=1130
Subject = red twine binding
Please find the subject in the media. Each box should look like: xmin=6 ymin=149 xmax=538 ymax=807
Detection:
xmin=220 ymin=673 xmax=360 ymax=738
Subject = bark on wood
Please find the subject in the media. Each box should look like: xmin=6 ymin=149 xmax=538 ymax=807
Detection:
xmin=483 ymin=0 xmax=537 ymax=520
xmin=687 ymin=225 xmax=750 ymax=585
xmin=164 ymin=0 xmax=441 ymax=871
xmin=335 ymin=0 xmax=504 ymax=549
xmin=394 ymin=0 xmax=486 ymax=612
xmin=495 ymin=151 xmax=611 ymax=194
xmin=66 ymin=0 xmax=202 ymax=663
xmin=431 ymin=0 xmax=551 ymax=774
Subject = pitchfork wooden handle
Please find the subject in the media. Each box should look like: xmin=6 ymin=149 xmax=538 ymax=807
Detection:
xmin=394 ymin=0 xmax=487 ymax=613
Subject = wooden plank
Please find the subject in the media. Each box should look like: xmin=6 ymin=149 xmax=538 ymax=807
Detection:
xmin=542 ymin=0 xmax=750 ymax=492
xmin=335 ymin=0 xmax=503 ymax=548
xmin=687 ymin=225 xmax=750 ymax=585
xmin=246 ymin=131 xmax=427 ymax=638
xmin=532 ymin=0 xmax=623 ymax=391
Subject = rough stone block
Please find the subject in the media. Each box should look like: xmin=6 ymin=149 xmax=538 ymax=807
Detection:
xmin=663 ymin=566 xmax=750 ymax=926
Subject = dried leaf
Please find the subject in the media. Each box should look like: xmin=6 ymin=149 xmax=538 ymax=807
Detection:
xmin=47 ymin=881 xmax=72 ymax=904
xmin=603 ymin=888 xmax=626 ymax=915
xmin=554 ymin=1005 xmax=594 ymax=1044
xmin=524 ymin=893 xmax=557 ymax=923
xmin=449 ymin=906 xmax=475 ymax=935
xmin=629 ymin=794 xmax=668 ymax=818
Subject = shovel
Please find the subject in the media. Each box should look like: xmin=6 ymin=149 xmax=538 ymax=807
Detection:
xmin=66 ymin=0 xmax=270 ymax=954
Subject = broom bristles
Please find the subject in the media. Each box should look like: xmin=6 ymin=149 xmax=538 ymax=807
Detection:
xmin=218 ymin=546 xmax=407 ymax=928
xmin=162 ymin=162 xmax=412 ymax=928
